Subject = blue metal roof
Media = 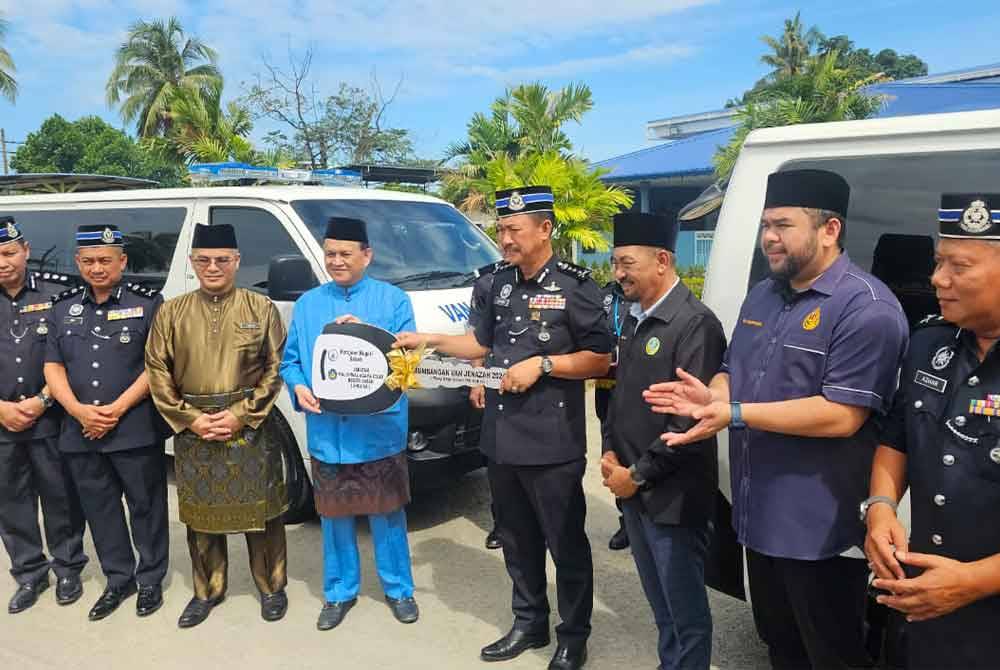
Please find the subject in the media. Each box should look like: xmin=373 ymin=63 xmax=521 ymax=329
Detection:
xmin=597 ymin=81 xmax=1000 ymax=183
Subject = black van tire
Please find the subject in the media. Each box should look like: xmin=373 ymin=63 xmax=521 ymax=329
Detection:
xmin=272 ymin=410 xmax=315 ymax=524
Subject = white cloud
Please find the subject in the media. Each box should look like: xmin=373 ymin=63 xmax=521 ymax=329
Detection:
xmin=455 ymin=44 xmax=697 ymax=81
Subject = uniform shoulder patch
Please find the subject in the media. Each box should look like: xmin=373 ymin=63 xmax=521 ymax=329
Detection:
xmin=490 ymin=261 xmax=514 ymax=276
xmin=915 ymin=314 xmax=953 ymax=330
xmin=555 ymin=260 xmax=593 ymax=282
xmin=126 ymin=282 xmax=161 ymax=298
xmin=477 ymin=261 xmax=507 ymax=277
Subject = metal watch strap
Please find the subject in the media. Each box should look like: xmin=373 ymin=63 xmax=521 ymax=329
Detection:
xmin=628 ymin=464 xmax=646 ymax=487
xmin=36 ymin=391 xmax=54 ymax=409
xmin=860 ymin=495 xmax=898 ymax=522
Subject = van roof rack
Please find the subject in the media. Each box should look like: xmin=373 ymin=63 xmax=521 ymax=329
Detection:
xmin=0 ymin=173 xmax=160 ymax=194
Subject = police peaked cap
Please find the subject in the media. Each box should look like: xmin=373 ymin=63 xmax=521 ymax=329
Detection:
xmin=495 ymin=185 xmax=555 ymax=218
xmin=324 ymin=217 xmax=369 ymax=244
xmin=613 ymin=212 xmax=678 ymax=252
xmin=191 ymin=223 xmax=238 ymax=249
xmin=76 ymin=224 xmax=124 ymax=247
xmin=764 ymin=169 xmax=850 ymax=216
xmin=938 ymin=194 xmax=1000 ymax=240
xmin=0 ymin=216 xmax=23 ymax=246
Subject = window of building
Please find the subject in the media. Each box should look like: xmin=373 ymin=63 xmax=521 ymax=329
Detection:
xmin=208 ymin=206 xmax=303 ymax=292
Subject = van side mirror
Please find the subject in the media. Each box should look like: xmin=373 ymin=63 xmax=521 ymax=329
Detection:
xmin=267 ymin=255 xmax=318 ymax=302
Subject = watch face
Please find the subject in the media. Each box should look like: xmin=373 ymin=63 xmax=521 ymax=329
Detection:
xmin=542 ymin=357 xmax=554 ymax=373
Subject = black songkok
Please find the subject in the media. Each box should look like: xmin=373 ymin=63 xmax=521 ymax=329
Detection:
xmin=191 ymin=223 xmax=238 ymax=249
xmin=613 ymin=212 xmax=678 ymax=252
xmin=324 ymin=217 xmax=368 ymax=244
xmin=763 ymin=169 xmax=850 ymax=216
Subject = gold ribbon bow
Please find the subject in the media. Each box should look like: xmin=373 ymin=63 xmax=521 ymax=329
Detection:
xmin=385 ymin=345 xmax=429 ymax=391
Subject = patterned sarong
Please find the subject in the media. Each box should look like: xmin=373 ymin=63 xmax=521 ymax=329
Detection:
xmin=311 ymin=452 xmax=410 ymax=518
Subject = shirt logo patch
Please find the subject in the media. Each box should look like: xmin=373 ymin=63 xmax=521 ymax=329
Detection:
xmin=68 ymin=304 xmax=84 ymax=317
xmin=802 ymin=308 xmax=821 ymax=331
xmin=931 ymin=346 xmax=954 ymax=371
xmin=238 ymin=322 xmax=260 ymax=329
xmin=20 ymin=302 xmax=51 ymax=313
xmin=915 ymin=369 xmax=948 ymax=394
xmin=528 ymin=295 xmax=566 ymax=311
xmin=741 ymin=318 xmax=764 ymax=328
xmin=499 ymin=284 xmax=512 ymax=299
xmin=645 ymin=337 xmax=661 ymax=356
xmin=107 ymin=306 xmax=144 ymax=321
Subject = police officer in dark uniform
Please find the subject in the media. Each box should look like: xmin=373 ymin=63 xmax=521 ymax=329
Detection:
xmin=0 ymin=217 xmax=87 ymax=614
xmin=595 ymin=279 xmax=629 ymax=551
xmin=865 ymin=193 xmax=1000 ymax=669
xmin=396 ymin=185 xmax=612 ymax=670
xmin=43 ymin=224 xmax=169 ymax=621
xmin=470 ymin=260 xmax=505 ymax=550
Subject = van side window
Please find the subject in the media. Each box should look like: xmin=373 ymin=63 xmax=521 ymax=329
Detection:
xmin=208 ymin=207 xmax=301 ymax=292
xmin=0 ymin=207 xmax=186 ymax=289
xmin=747 ymin=150 xmax=1000 ymax=328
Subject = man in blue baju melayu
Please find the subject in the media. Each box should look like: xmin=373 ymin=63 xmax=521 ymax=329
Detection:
xmin=279 ymin=216 xmax=419 ymax=631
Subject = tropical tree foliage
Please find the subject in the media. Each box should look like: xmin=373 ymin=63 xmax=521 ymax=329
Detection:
xmin=106 ymin=17 xmax=222 ymax=138
xmin=759 ymin=12 xmax=822 ymax=80
xmin=459 ymin=152 xmax=631 ymax=256
xmin=0 ymin=14 xmax=17 ymax=102
xmin=11 ymin=114 xmax=186 ymax=186
xmin=714 ymin=52 xmax=886 ymax=179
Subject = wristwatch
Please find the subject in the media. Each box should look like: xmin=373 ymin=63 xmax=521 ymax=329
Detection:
xmin=729 ymin=401 xmax=747 ymax=429
xmin=859 ymin=495 xmax=898 ymax=522
xmin=628 ymin=464 xmax=647 ymax=487
xmin=540 ymin=356 xmax=554 ymax=376
xmin=35 ymin=390 xmax=54 ymax=410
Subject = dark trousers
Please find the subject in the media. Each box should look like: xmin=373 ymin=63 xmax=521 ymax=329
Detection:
xmin=0 ymin=437 xmax=87 ymax=585
xmin=747 ymin=549 xmax=873 ymax=670
xmin=623 ymin=505 xmax=712 ymax=670
xmin=64 ymin=443 xmax=168 ymax=588
xmin=187 ymin=516 xmax=287 ymax=601
xmin=488 ymin=458 xmax=593 ymax=648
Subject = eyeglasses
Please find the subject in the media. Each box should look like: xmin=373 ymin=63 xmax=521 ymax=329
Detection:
xmin=191 ymin=256 xmax=237 ymax=269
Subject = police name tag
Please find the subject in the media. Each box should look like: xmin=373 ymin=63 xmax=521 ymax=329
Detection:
xmin=528 ymin=295 xmax=566 ymax=310
xmin=915 ymin=369 xmax=948 ymax=394
xmin=107 ymin=307 xmax=144 ymax=321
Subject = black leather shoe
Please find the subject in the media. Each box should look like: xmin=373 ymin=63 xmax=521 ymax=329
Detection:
xmin=608 ymin=519 xmax=630 ymax=551
xmin=260 ymin=590 xmax=288 ymax=622
xmin=485 ymin=527 xmax=502 ymax=550
xmin=177 ymin=595 xmax=224 ymax=629
xmin=55 ymin=575 xmax=83 ymax=606
xmin=8 ymin=577 xmax=49 ymax=614
xmin=136 ymin=584 xmax=163 ymax=617
xmin=88 ymin=582 xmax=137 ymax=621
xmin=548 ymin=644 xmax=587 ymax=670
xmin=316 ymin=598 xmax=356 ymax=631
xmin=385 ymin=595 xmax=419 ymax=623
xmin=481 ymin=627 xmax=551 ymax=662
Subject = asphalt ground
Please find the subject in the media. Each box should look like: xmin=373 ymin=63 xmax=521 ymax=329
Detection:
xmin=0 ymin=399 xmax=770 ymax=670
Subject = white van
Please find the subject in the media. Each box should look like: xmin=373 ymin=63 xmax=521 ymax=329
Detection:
xmin=0 ymin=185 xmax=501 ymax=521
xmin=700 ymin=108 xmax=1000 ymax=598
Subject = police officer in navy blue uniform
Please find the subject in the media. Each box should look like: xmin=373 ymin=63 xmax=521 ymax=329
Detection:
xmin=396 ymin=186 xmax=612 ymax=670
xmin=470 ymin=261 xmax=505 ymax=550
xmin=43 ymin=224 xmax=169 ymax=622
xmin=0 ymin=217 xmax=88 ymax=614
xmin=865 ymin=193 xmax=1000 ymax=669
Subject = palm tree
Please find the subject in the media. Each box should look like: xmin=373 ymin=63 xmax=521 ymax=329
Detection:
xmin=106 ymin=17 xmax=222 ymax=138
xmin=714 ymin=51 xmax=887 ymax=179
xmin=0 ymin=15 xmax=17 ymax=102
xmin=760 ymin=12 xmax=822 ymax=80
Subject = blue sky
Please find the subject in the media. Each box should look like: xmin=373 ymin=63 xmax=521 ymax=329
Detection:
xmin=1 ymin=0 xmax=999 ymax=166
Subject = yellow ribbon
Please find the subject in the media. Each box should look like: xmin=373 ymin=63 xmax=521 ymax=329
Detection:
xmin=385 ymin=345 xmax=429 ymax=391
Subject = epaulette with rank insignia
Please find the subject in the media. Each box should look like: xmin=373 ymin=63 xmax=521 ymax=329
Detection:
xmin=52 ymin=285 xmax=84 ymax=304
xmin=555 ymin=260 xmax=593 ymax=282
xmin=490 ymin=261 xmax=514 ymax=275
xmin=915 ymin=314 xmax=954 ymax=330
xmin=126 ymin=282 xmax=161 ymax=298
xmin=475 ymin=261 xmax=506 ymax=277
xmin=32 ymin=271 xmax=76 ymax=287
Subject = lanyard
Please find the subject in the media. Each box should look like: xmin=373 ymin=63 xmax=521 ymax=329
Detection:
xmin=611 ymin=294 xmax=623 ymax=337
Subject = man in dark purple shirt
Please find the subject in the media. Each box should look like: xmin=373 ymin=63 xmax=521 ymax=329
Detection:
xmin=645 ymin=169 xmax=908 ymax=669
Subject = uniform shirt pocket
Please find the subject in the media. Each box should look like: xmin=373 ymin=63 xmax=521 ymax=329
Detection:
xmin=778 ymin=335 xmax=827 ymax=399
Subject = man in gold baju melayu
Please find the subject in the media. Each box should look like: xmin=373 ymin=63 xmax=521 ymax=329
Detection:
xmin=144 ymin=223 xmax=289 ymax=629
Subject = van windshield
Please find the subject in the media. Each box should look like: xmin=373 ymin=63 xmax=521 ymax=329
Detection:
xmin=291 ymin=198 xmax=501 ymax=289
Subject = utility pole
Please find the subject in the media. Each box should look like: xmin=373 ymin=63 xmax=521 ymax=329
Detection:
xmin=0 ymin=128 xmax=7 ymax=175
